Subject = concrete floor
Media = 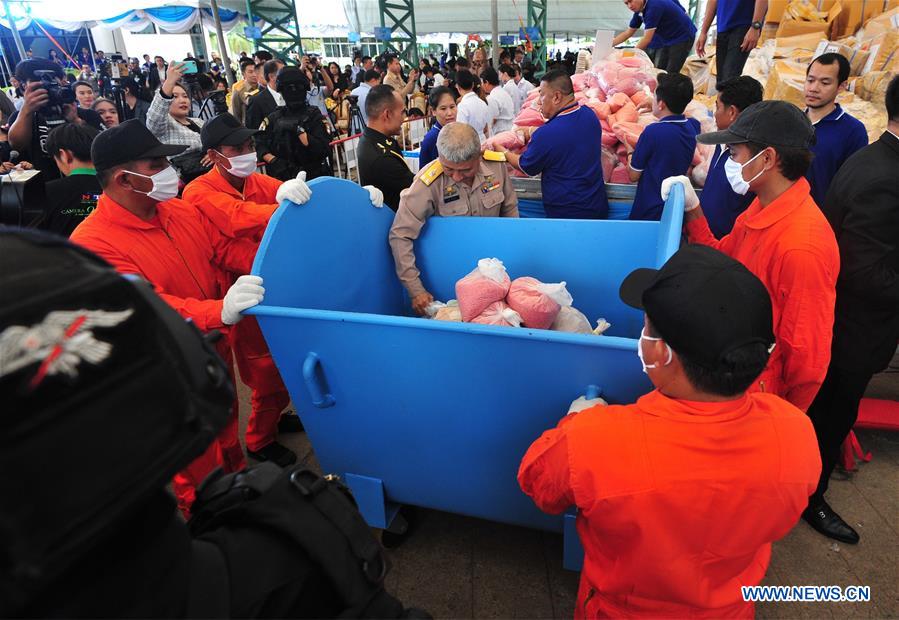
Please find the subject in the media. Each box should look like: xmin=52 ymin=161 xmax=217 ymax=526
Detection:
xmin=236 ymin=357 xmax=899 ymax=618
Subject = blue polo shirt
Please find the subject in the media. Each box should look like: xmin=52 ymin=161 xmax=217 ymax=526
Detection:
xmin=629 ymin=114 xmax=700 ymax=221
xmin=806 ymin=104 xmax=868 ymax=208
xmin=629 ymin=0 xmax=698 ymax=49
xmin=519 ymin=104 xmax=609 ymax=219
xmin=419 ymin=121 xmax=442 ymax=167
xmin=700 ymin=145 xmax=755 ymax=238
xmin=717 ymin=0 xmax=755 ymax=33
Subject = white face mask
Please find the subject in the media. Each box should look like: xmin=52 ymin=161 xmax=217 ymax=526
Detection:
xmin=637 ymin=328 xmax=673 ymax=374
xmin=126 ymin=166 xmax=180 ymax=202
xmin=217 ymin=151 xmax=257 ymax=178
xmin=724 ymin=148 xmax=766 ymax=195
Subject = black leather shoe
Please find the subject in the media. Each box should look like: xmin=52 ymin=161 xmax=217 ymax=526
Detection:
xmin=802 ymin=500 xmax=860 ymax=544
xmin=277 ymin=412 xmax=304 ymax=434
xmin=248 ymin=441 xmax=298 ymax=468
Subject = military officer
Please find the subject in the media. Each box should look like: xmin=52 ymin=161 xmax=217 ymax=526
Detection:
xmin=389 ymin=122 xmax=519 ymax=314
xmin=358 ymin=84 xmax=415 ymax=211
xmin=256 ymin=66 xmax=331 ymax=182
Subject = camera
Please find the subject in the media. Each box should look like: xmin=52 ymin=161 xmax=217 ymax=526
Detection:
xmin=347 ymin=95 xmax=359 ymax=105
xmin=33 ymin=70 xmax=75 ymax=108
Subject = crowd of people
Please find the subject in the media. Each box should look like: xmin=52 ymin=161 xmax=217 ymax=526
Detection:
xmin=1 ymin=17 xmax=897 ymax=616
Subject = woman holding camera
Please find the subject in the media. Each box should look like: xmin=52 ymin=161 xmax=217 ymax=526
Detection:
xmin=145 ymin=60 xmax=211 ymax=181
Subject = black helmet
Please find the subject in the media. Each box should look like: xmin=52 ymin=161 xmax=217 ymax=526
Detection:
xmin=276 ymin=66 xmax=310 ymax=108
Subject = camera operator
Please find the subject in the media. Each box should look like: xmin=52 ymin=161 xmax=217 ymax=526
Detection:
xmin=301 ymin=55 xmax=334 ymax=119
xmin=7 ymin=59 xmax=103 ymax=180
xmin=257 ymin=67 xmax=331 ymax=181
xmin=122 ymin=79 xmax=150 ymax=124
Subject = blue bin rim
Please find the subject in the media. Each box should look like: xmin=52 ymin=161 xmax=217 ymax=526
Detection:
xmin=246 ymin=304 xmax=639 ymax=351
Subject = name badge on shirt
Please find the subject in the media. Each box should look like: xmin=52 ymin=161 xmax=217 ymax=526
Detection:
xmin=481 ymin=175 xmax=501 ymax=194
xmin=443 ymin=185 xmax=460 ymax=203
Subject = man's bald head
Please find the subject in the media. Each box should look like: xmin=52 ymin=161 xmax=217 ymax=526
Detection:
xmin=436 ymin=122 xmax=480 ymax=163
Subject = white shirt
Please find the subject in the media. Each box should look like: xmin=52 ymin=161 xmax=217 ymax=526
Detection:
xmin=503 ymin=79 xmax=525 ymax=115
xmin=268 ymin=84 xmax=286 ymax=107
xmin=487 ymin=86 xmax=514 ymax=135
xmin=516 ymin=77 xmax=535 ymax=99
xmin=433 ymin=73 xmax=445 ymax=87
xmin=456 ymin=91 xmax=492 ymax=142
xmin=350 ymin=82 xmax=372 ymax=123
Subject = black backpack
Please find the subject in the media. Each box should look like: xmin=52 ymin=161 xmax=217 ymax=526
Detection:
xmin=188 ymin=462 xmax=429 ymax=619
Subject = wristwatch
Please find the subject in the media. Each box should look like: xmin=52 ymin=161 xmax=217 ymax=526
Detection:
xmin=751 ymin=21 xmax=763 ymax=30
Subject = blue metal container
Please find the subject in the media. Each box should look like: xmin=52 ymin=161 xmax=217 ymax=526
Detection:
xmin=248 ymin=177 xmax=684 ymax=568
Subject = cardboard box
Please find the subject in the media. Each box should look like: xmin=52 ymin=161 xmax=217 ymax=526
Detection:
xmin=760 ymin=23 xmax=780 ymax=43
xmin=767 ymin=0 xmax=790 ymax=22
xmin=764 ymin=60 xmax=808 ymax=107
xmin=813 ymin=40 xmax=871 ymax=75
xmin=831 ymin=0 xmax=884 ymax=38
xmin=852 ymin=70 xmax=899 ymax=104
xmin=858 ymin=7 xmax=899 ymax=40
xmin=861 ymin=31 xmax=899 ymax=72
xmin=775 ymin=1 xmax=842 ymax=37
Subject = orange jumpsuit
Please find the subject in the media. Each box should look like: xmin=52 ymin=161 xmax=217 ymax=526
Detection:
xmin=182 ymin=167 xmax=290 ymax=453
xmin=686 ymin=178 xmax=840 ymax=411
xmin=519 ymin=391 xmax=821 ymax=618
xmin=71 ymin=194 xmax=255 ymax=513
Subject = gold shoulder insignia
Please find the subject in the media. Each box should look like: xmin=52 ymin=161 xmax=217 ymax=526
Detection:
xmin=247 ymin=88 xmax=260 ymax=97
xmin=419 ymin=160 xmax=443 ymax=186
xmin=483 ymin=150 xmax=506 ymax=162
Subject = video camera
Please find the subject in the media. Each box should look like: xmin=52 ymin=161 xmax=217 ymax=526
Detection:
xmin=33 ymin=70 xmax=75 ymax=108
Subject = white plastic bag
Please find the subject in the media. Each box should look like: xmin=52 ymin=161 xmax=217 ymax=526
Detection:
xmin=593 ymin=318 xmax=612 ymax=335
xmin=424 ymin=301 xmax=446 ymax=318
xmin=434 ymin=300 xmax=462 ymax=322
xmin=470 ymin=301 xmax=523 ymax=327
xmin=550 ymin=306 xmax=593 ymax=334
xmin=507 ymin=277 xmax=573 ymax=329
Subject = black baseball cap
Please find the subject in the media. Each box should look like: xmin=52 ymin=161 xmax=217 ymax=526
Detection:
xmin=697 ymin=100 xmax=816 ymax=149
xmin=91 ymin=119 xmax=186 ymax=171
xmin=619 ymin=245 xmax=775 ymax=369
xmin=200 ymin=112 xmax=259 ymax=151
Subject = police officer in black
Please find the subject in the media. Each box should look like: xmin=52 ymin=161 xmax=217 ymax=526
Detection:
xmin=358 ymin=84 xmax=414 ymax=211
xmin=256 ymin=66 xmax=331 ymax=182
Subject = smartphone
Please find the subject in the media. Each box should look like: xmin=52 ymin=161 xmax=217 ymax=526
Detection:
xmin=181 ymin=60 xmax=198 ymax=74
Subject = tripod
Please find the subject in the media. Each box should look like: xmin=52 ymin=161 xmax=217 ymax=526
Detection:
xmin=347 ymin=97 xmax=365 ymax=135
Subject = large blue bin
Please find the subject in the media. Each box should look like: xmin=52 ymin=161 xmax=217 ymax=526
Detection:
xmin=248 ymin=177 xmax=684 ymax=566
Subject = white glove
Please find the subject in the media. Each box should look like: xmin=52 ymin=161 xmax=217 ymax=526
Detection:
xmin=276 ymin=170 xmax=312 ymax=205
xmin=364 ymin=185 xmax=384 ymax=208
xmin=222 ymin=275 xmax=265 ymax=325
xmin=661 ymin=175 xmax=700 ymax=212
xmin=567 ymin=395 xmax=609 ymax=415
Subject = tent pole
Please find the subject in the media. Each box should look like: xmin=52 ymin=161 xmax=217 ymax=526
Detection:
xmin=491 ymin=0 xmax=499 ymax=67
xmin=2 ymin=0 xmax=26 ymax=61
xmin=209 ymin=0 xmax=236 ymax=86
xmin=85 ymin=26 xmax=97 ymax=70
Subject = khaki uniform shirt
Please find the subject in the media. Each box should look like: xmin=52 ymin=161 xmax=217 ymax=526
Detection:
xmin=389 ymin=152 xmax=519 ymax=297
xmin=383 ymin=71 xmax=413 ymax=96
xmin=230 ymin=80 xmax=257 ymax=126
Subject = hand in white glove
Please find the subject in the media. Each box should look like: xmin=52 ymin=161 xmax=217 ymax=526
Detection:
xmin=222 ymin=275 xmax=265 ymax=325
xmin=364 ymin=185 xmax=384 ymax=208
xmin=276 ymin=170 xmax=312 ymax=205
xmin=567 ymin=395 xmax=609 ymax=415
xmin=661 ymin=175 xmax=700 ymax=212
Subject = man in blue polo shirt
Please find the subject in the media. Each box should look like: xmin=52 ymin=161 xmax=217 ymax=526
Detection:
xmin=612 ymin=0 xmax=698 ymax=73
xmin=701 ymin=76 xmax=763 ymax=237
xmin=499 ymin=70 xmax=609 ymax=219
xmin=628 ymin=73 xmax=700 ymax=221
xmin=696 ymin=0 xmax=768 ymax=85
xmin=804 ymin=53 xmax=868 ymax=208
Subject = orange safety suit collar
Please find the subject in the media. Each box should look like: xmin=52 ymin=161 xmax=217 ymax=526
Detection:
xmin=740 ymin=177 xmax=809 ymax=231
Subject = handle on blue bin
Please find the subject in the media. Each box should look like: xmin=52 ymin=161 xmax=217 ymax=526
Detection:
xmin=585 ymin=385 xmax=603 ymax=400
xmin=303 ymin=352 xmax=335 ymax=408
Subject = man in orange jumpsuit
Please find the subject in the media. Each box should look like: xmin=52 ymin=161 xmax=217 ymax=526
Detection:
xmin=519 ymin=245 xmax=821 ymax=618
xmin=662 ymin=100 xmax=839 ymax=412
xmin=183 ymin=113 xmax=385 ymax=466
xmin=183 ymin=113 xmax=297 ymax=467
xmin=70 ymin=120 xmax=308 ymax=513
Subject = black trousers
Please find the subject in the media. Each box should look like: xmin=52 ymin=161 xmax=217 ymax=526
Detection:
xmin=649 ymin=39 xmax=693 ymax=74
xmin=715 ymin=26 xmax=752 ymax=87
xmin=805 ymin=364 xmax=874 ymax=504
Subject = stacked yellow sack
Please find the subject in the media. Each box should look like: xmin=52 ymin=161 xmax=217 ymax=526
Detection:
xmin=852 ymin=71 xmax=899 ymax=106
xmin=840 ymin=100 xmax=889 ymax=143
xmin=763 ymin=60 xmax=808 ymax=108
xmin=775 ymin=0 xmax=842 ymax=38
